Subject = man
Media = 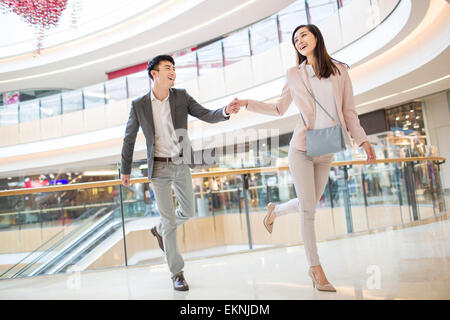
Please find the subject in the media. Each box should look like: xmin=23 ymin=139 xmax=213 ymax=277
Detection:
xmin=120 ymin=54 xmax=239 ymax=291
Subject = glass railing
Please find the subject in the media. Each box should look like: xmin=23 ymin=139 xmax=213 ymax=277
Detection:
xmin=0 ymin=0 xmax=399 ymax=127
xmin=0 ymin=156 xmax=446 ymax=280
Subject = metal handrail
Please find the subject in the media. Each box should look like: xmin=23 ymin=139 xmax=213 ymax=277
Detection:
xmin=0 ymin=157 xmax=446 ymax=197
xmin=0 ymin=156 xmax=445 ymax=197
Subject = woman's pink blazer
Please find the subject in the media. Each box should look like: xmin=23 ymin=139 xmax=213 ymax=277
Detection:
xmin=246 ymin=60 xmax=368 ymax=152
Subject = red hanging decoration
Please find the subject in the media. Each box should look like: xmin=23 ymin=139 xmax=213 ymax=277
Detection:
xmin=1 ymin=0 xmax=68 ymax=55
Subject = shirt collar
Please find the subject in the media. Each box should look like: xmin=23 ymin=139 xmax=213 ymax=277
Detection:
xmin=298 ymin=60 xmax=307 ymax=69
xmin=151 ymin=89 xmax=170 ymax=102
xmin=298 ymin=60 xmax=316 ymax=78
xmin=306 ymin=64 xmax=317 ymax=78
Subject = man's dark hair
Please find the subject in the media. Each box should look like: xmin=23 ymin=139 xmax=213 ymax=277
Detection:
xmin=147 ymin=54 xmax=175 ymax=80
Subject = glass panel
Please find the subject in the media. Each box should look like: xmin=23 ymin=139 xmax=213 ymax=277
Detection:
xmin=83 ymin=83 xmax=106 ymax=109
xmin=348 ymin=166 xmax=369 ymax=233
xmin=127 ymin=71 xmax=150 ymax=99
xmin=246 ymin=168 xmax=302 ymax=246
xmin=413 ymin=161 xmax=436 ymax=220
xmin=387 ymin=162 xmax=412 ymax=225
xmin=197 ymin=41 xmax=223 ymax=76
xmin=0 ymin=185 xmax=125 ymax=279
xmin=0 ymin=103 xmax=19 ymax=126
xmin=223 ymin=29 xmax=250 ymax=66
xmin=19 ymin=100 xmax=40 ymax=123
xmin=1 ymin=158 xmax=447 ymax=278
xmin=174 ymin=51 xmax=198 ymax=84
xmin=278 ymin=1 xmax=307 ymax=43
xmin=342 ymin=0 xmax=353 ymax=7
xmin=62 ymin=90 xmax=83 ymax=114
xmin=40 ymin=94 xmax=62 ymax=118
xmin=121 ymin=162 xmax=255 ymax=268
xmin=309 ymin=0 xmax=338 ymax=24
xmin=432 ymin=162 xmax=447 ymax=214
xmin=250 ymin=17 xmax=279 ymax=55
xmin=105 ymin=77 xmax=127 ymax=104
xmin=121 ymin=180 xmax=164 ymax=267
xmin=364 ymin=163 xmax=404 ymax=229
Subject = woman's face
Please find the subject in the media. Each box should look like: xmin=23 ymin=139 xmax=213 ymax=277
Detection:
xmin=293 ymin=27 xmax=317 ymax=57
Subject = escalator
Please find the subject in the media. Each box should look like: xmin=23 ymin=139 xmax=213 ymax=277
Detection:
xmin=0 ymin=205 xmax=124 ymax=279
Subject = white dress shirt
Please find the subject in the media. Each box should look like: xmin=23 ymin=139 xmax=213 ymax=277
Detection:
xmin=151 ymin=89 xmax=230 ymax=157
xmin=151 ymin=90 xmax=182 ymax=157
xmin=305 ymin=64 xmax=341 ymax=130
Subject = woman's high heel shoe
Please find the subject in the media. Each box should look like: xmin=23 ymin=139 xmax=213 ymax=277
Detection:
xmin=263 ymin=203 xmax=276 ymax=234
xmin=308 ymin=268 xmax=336 ymax=292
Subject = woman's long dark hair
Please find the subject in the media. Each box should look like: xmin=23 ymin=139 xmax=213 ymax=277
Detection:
xmin=291 ymin=24 xmax=348 ymax=78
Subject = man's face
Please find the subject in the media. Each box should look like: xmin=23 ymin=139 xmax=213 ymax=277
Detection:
xmin=152 ymin=60 xmax=176 ymax=87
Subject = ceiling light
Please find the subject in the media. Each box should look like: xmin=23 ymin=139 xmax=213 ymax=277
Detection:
xmin=356 ymin=75 xmax=450 ymax=107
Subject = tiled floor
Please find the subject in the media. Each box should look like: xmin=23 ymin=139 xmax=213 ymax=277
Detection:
xmin=0 ymin=216 xmax=449 ymax=300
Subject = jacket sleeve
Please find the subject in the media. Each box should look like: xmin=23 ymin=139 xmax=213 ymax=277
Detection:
xmin=246 ymin=72 xmax=292 ymax=116
xmin=120 ymin=101 xmax=140 ymax=175
xmin=341 ymin=67 xmax=368 ymax=147
xmin=185 ymin=89 xmax=230 ymax=123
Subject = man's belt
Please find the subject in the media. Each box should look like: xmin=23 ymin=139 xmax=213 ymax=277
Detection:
xmin=154 ymin=153 xmax=183 ymax=163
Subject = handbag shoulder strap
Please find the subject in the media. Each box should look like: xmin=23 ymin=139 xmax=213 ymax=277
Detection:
xmin=300 ymin=72 xmax=337 ymax=125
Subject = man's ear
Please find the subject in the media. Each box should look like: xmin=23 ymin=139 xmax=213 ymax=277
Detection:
xmin=150 ymin=69 xmax=157 ymax=80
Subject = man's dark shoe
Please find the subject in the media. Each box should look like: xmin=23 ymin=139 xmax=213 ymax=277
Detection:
xmin=172 ymin=272 xmax=189 ymax=291
xmin=150 ymin=226 xmax=164 ymax=252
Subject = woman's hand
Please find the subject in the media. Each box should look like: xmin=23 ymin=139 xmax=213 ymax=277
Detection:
xmin=230 ymin=98 xmax=248 ymax=108
xmin=361 ymin=141 xmax=376 ymax=164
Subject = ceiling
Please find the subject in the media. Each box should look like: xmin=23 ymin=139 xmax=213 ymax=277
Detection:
xmin=0 ymin=0 xmax=295 ymax=92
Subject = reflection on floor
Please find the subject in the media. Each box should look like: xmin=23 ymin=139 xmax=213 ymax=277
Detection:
xmin=0 ymin=217 xmax=448 ymax=300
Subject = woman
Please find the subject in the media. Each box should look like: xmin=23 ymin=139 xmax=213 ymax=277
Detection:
xmin=231 ymin=24 xmax=376 ymax=292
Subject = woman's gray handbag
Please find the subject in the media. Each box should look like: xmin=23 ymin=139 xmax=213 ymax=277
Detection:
xmin=299 ymin=76 xmax=346 ymax=157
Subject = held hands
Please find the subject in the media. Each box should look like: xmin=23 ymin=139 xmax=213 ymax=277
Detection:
xmin=231 ymin=98 xmax=248 ymax=109
xmin=225 ymin=98 xmax=248 ymax=115
xmin=361 ymin=141 xmax=376 ymax=164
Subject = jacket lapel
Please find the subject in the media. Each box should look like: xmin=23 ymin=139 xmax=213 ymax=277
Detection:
xmin=144 ymin=91 xmax=155 ymax=136
xmin=330 ymin=73 xmax=341 ymax=115
xmin=168 ymin=88 xmax=177 ymax=129
xmin=330 ymin=69 xmax=352 ymax=145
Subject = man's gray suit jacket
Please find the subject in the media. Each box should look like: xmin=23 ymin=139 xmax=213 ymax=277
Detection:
xmin=120 ymin=87 xmax=230 ymax=179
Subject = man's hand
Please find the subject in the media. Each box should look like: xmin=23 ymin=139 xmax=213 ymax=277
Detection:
xmin=121 ymin=174 xmax=131 ymax=186
xmin=360 ymin=141 xmax=376 ymax=164
xmin=225 ymin=99 xmax=241 ymax=114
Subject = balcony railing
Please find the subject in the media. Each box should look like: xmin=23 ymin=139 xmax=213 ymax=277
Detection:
xmin=0 ymin=0 xmax=400 ymax=128
xmin=0 ymin=156 xmax=446 ymax=279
